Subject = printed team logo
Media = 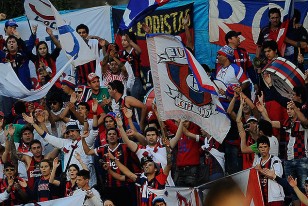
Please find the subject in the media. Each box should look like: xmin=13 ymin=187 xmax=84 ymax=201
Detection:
xmin=24 ymin=0 xmax=57 ymax=29
xmin=166 ymin=62 xmax=211 ymax=106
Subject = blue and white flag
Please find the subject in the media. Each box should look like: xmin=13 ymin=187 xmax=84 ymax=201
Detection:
xmin=120 ymin=0 xmax=170 ymax=30
xmin=49 ymin=3 xmax=96 ymax=67
xmin=146 ymin=34 xmax=230 ymax=143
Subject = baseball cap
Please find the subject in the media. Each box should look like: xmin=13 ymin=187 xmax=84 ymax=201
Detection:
xmin=246 ymin=116 xmax=258 ymax=123
xmin=141 ymin=156 xmax=154 ymax=166
xmin=5 ymin=19 xmax=18 ymax=27
xmin=225 ymin=30 xmax=241 ymax=43
xmin=152 ymin=196 xmax=166 ymax=205
xmin=65 ymin=121 xmax=80 ymax=133
xmin=87 ymin=72 xmax=99 ymax=82
xmin=61 ymin=75 xmax=76 ymax=90
xmin=217 ymin=45 xmax=234 ymax=61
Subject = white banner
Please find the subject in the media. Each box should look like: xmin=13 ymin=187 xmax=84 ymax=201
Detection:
xmin=198 ymin=168 xmax=264 ymax=206
xmin=17 ymin=193 xmax=85 ymax=206
xmin=0 ymin=57 xmax=73 ymax=101
xmin=164 ymin=187 xmax=199 ymax=206
xmin=146 ymin=34 xmax=230 ymax=143
xmin=0 ymin=5 xmax=112 ymax=88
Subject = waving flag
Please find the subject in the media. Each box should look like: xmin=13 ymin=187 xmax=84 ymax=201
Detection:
xmin=120 ymin=0 xmax=170 ymax=30
xmin=277 ymin=0 xmax=294 ymax=56
xmin=24 ymin=0 xmax=57 ymax=30
xmin=147 ymin=34 xmax=230 ymax=143
xmin=0 ymin=58 xmax=73 ymax=102
xmin=24 ymin=0 xmax=96 ymax=67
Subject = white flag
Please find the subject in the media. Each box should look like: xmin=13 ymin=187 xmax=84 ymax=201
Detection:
xmin=146 ymin=34 xmax=230 ymax=143
xmin=0 ymin=57 xmax=73 ymax=101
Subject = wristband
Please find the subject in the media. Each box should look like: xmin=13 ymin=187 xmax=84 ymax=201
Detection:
xmin=195 ymin=135 xmax=200 ymax=142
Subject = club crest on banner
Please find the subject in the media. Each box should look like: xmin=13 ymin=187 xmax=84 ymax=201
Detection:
xmin=157 ymin=46 xmax=213 ymax=117
xmin=58 ymin=25 xmax=80 ymax=59
xmin=24 ymin=0 xmax=57 ymax=29
xmin=176 ymin=191 xmax=192 ymax=206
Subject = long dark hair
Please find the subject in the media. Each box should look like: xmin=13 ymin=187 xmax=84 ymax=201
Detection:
xmin=35 ymin=41 xmax=53 ymax=70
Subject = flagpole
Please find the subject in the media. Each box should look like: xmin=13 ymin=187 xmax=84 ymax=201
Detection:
xmin=25 ymin=14 xmax=34 ymax=36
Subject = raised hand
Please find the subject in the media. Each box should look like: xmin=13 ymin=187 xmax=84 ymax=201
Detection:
xmin=80 ymin=130 xmax=89 ymax=139
xmin=287 ymin=176 xmax=297 ymax=188
xmin=32 ymin=24 xmax=38 ymax=35
xmin=141 ymin=23 xmax=151 ymax=34
xmin=7 ymin=124 xmax=15 ymax=137
xmin=256 ymin=101 xmax=265 ymax=113
xmin=22 ymin=113 xmax=35 ymax=124
xmin=53 ymin=157 xmax=60 ymax=168
xmin=0 ymin=13 xmax=6 ymax=20
xmin=46 ymin=27 xmax=53 ymax=36
xmin=115 ymin=115 xmax=123 ymax=127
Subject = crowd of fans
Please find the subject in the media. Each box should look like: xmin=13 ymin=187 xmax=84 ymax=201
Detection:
xmin=0 ymin=5 xmax=307 ymax=206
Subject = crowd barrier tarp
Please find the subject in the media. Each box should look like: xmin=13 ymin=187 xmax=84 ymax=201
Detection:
xmin=0 ymin=6 xmax=112 ymax=88
xmin=209 ymin=0 xmax=308 ymax=54
xmin=112 ymin=2 xmax=194 ymax=67
xmin=147 ymin=33 xmax=230 ymax=143
xmin=17 ymin=193 xmax=85 ymax=206
xmin=197 ymin=168 xmax=264 ymax=206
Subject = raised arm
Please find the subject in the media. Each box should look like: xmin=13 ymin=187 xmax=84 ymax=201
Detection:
xmin=288 ymin=176 xmax=308 ymax=205
xmin=237 ymin=95 xmax=253 ymax=153
xmin=125 ymin=96 xmax=147 ymax=131
xmin=49 ymin=157 xmax=61 ymax=186
xmin=46 ymin=27 xmax=61 ymax=49
xmin=107 ymin=151 xmax=137 ymax=182
xmin=125 ymin=34 xmax=142 ymax=55
xmin=81 ymin=133 xmax=96 ymax=155
xmin=116 ymin=117 xmax=138 ymax=152
xmin=169 ymin=120 xmax=184 ymax=149
xmin=256 ymin=93 xmax=281 ymax=128
xmin=75 ymin=152 xmax=88 ymax=171
xmin=123 ymin=108 xmax=147 ymax=146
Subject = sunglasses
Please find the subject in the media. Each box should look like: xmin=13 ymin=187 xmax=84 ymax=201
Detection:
xmin=5 ymin=168 xmax=14 ymax=172
xmin=77 ymin=90 xmax=83 ymax=94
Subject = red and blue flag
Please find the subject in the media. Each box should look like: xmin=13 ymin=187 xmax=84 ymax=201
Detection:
xmin=120 ymin=0 xmax=170 ymax=30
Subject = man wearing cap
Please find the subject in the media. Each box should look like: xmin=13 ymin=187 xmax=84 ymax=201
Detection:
xmin=225 ymin=30 xmax=257 ymax=93
xmin=22 ymin=112 xmax=98 ymax=187
xmin=4 ymin=19 xmax=18 ymax=40
xmin=215 ymin=45 xmax=250 ymax=100
xmin=87 ymin=72 xmax=110 ymax=113
xmin=61 ymin=75 xmax=76 ymax=97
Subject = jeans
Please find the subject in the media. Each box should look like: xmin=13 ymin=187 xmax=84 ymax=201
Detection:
xmin=130 ymin=77 xmax=145 ymax=102
xmin=174 ymin=165 xmax=199 ymax=187
xmin=284 ymin=158 xmax=308 ymax=200
xmin=224 ymin=143 xmax=242 ymax=175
